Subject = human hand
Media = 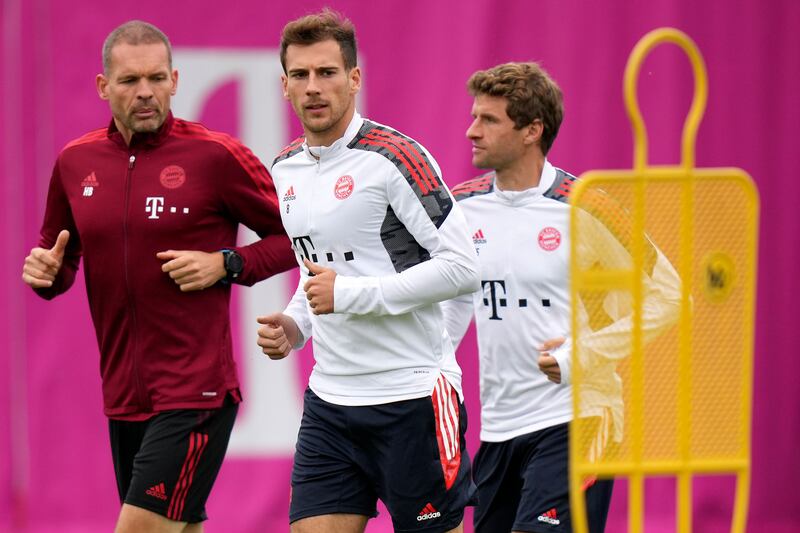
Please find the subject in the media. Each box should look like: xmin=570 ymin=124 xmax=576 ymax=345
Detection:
xmin=256 ymin=313 xmax=300 ymax=360
xmin=156 ymin=250 xmax=225 ymax=291
xmin=537 ymin=336 xmax=566 ymax=384
xmin=303 ymin=258 xmax=336 ymax=314
xmin=22 ymin=230 xmax=70 ymax=288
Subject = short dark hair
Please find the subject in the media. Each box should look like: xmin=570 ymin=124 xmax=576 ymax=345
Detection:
xmin=102 ymin=20 xmax=172 ymax=74
xmin=280 ymin=8 xmax=357 ymax=73
xmin=468 ymin=62 xmax=564 ymax=155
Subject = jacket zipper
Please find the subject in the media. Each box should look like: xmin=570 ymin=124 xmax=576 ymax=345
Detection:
xmin=124 ymin=153 xmax=150 ymax=412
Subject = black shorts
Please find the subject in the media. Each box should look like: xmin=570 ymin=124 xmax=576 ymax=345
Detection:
xmin=473 ymin=423 xmax=613 ymax=533
xmin=108 ymin=395 xmax=238 ymax=523
xmin=290 ymin=379 xmax=476 ymax=532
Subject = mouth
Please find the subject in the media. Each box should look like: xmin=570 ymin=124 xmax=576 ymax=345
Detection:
xmin=133 ymin=108 xmax=157 ymax=119
xmin=304 ymin=102 xmax=328 ymax=114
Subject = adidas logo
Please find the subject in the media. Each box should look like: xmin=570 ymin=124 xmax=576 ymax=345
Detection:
xmin=283 ymin=186 xmax=296 ymax=201
xmin=145 ymin=482 xmax=168 ymax=501
xmin=417 ymin=502 xmax=441 ymax=521
xmin=81 ymin=172 xmax=100 ymax=188
xmin=537 ymin=507 xmax=560 ymax=525
xmin=472 ymin=229 xmax=487 ymax=244
xmin=81 ymin=172 xmax=100 ymax=197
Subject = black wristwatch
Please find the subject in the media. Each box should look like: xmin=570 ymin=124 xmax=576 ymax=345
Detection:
xmin=221 ymin=249 xmax=244 ymax=283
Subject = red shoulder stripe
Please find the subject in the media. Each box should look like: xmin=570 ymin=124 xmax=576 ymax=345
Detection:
xmin=62 ymin=129 xmax=107 ymax=151
xmin=367 ymin=129 xmax=438 ymax=192
xmin=358 ymin=137 xmax=430 ymax=194
xmin=279 ymin=135 xmax=305 ymax=156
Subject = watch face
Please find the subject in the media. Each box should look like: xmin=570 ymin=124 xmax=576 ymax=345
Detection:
xmin=226 ymin=252 xmax=244 ymax=274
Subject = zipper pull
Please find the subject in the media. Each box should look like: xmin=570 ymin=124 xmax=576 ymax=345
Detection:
xmin=129 ymin=155 xmax=136 ymax=169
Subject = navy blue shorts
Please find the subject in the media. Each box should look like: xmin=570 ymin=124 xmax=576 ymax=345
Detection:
xmin=473 ymin=422 xmax=613 ymax=533
xmin=108 ymin=394 xmax=238 ymax=523
xmin=290 ymin=380 xmax=476 ymax=532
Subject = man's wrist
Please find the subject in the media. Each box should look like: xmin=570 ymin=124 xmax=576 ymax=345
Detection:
xmin=220 ymin=249 xmax=244 ymax=284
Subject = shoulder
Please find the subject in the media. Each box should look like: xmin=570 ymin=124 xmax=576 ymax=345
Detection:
xmin=61 ymin=127 xmax=108 ymax=153
xmin=273 ymin=135 xmax=306 ymax=166
xmin=542 ymin=166 xmax=579 ymax=204
xmin=451 ymin=172 xmax=495 ymax=201
xmin=171 ymin=119 xmax=267 ymax=171
xmin=347 ymin=120 xmax=441 ymax=187
xmin=170 ymin=119 xmax=243 ymax=152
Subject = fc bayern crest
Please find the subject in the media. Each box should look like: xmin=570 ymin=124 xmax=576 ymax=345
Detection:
xmin=334 ymin=175 xmax=354 ymax=199
xmin=160 ymin=165 xmax=186 ymax=189
xmin=538 ymin=227 xmax=561 ymax=251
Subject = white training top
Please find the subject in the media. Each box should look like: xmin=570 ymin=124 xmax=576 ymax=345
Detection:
xmin=442 ymin=161 xmax=681 ymax=442
xmin=271 ymin=112 xmax=479 ymax=406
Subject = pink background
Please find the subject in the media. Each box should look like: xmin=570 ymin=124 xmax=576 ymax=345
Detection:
xmin=2 ymin=0 xmax=799 ymax=531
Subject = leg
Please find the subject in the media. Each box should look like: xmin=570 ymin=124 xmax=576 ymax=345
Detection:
xmin=289 ymin=390 xmax=378 ymax=527
xmin=511 ymin=424 xmax=571 ymax=532
xmin=585 ymin=478 xmax=614 ymax=533
xmin=291 ymin=513 xmax=369 ymax=533
xmin=472 ymin=441 xmax=519 ymax=533
xmin=361 ymin=378 xmax=475 ymax=531
xmin=115 ymin=503 xmax=193 ymax=533
xmin=115 ymin=398 xmax=238 ymax=528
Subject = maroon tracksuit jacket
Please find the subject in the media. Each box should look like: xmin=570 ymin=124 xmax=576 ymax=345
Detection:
xmin=34 ymin=113 xmax=296 ymax=418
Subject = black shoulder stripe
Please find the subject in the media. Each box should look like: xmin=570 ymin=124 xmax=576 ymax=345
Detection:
xmin=451 ymin=173 xmax=495 ymax=201
xmin=350 ymin=121 xmax=452 ymax=229
xmin=272 ymin=135 xmax=305 ymax=166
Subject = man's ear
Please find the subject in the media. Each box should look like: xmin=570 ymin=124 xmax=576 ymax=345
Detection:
xmin=349 ymin=66 xmax=362 ymax=94
xmin=170 ymin=69 xmax=179 ymax=96
xmin=524 ymin=119 xmax=543 ymax=146
xmin=96 ymin=73 xmax=109 ymax=101
xmin=281 ymin=74 xmax=289 ymax=99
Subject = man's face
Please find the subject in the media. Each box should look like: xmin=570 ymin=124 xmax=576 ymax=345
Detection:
xmin=96 ymin=42 xmax=177 ymax=143
xmin=282 ymin=39 xmax=360 ymax=146
xmin=466 ymin=94 xmax=529 ymax=170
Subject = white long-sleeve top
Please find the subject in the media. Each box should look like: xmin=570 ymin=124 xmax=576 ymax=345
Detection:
xmin=271 ymin=112 xmax=480 ymax=406
xmin=443 ymin=161 xmax=681 ymax=442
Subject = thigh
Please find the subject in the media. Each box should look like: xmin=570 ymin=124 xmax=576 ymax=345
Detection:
xmin=584 ymin=478 xmax=614 ymax=533
xmin=109 ymin=418 xmax=149 ymax=503
xmin=362 ymin=377 xmax=475 ymax=532
xmin=472 ymin=441 xmax=519 ymax=533
xmin=124 ymin=397 xmax=238 ymax=524
xmin=290 ymin=389 xmax=378 ymax=524
xmin=291 ymin=513 xmax=369 ymax=533
xmin=514 ymin=424 xmax=571 ymax=533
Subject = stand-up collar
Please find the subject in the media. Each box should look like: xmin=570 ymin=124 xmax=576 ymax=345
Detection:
xmin=305 ymin=111 xmax=364 ymax=161
xmin=493 ymin=160 xmax=557 ymax=205
xmin=107 ymin=111 xmax=176 ymax=150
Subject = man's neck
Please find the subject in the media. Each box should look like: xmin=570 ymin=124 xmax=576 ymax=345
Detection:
xmin=494 ymin=152 xmax=545 ymax=192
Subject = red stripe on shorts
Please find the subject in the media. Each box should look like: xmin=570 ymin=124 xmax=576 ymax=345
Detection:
xmin=431 ymin=375 xmax=461 ymax=490
xmin=168 ymin=432 xmax=209 ymax=520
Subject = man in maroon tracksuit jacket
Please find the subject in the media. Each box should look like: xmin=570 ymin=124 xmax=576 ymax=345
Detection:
xmin=21 ymin=20 xmax=295 ymax=533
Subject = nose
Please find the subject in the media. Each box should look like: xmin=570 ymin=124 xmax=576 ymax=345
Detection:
xmin=305 ymin=72 xmax=321 ymax=95
xmin=135 ymin=79 xmax=154 ymax=100
xmin=466 ymin=119 xmax=480 ymax=140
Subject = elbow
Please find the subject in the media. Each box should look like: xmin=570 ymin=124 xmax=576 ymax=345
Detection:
xmin=457 ymin=261 xmax=481 ymax=296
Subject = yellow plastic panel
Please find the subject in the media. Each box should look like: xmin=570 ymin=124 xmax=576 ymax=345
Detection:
xmin=569 ymin=28 xmax=757 ymax=533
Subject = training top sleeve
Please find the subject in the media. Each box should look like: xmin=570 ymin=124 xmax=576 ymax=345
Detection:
xmin=33 ymin=160 xmax=83 ymax=300
xmin=566 ymin=207 xmax=682 ymax=380
xmin=217 ymin=139 xmax=296 ymax=286
xmin=440 ymin=293 xmax=474 ymax=349
xmin=333 ymin=159 xmax=480 ymax=316
xmin=283 ymin=276 xmax=313 ymax=349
